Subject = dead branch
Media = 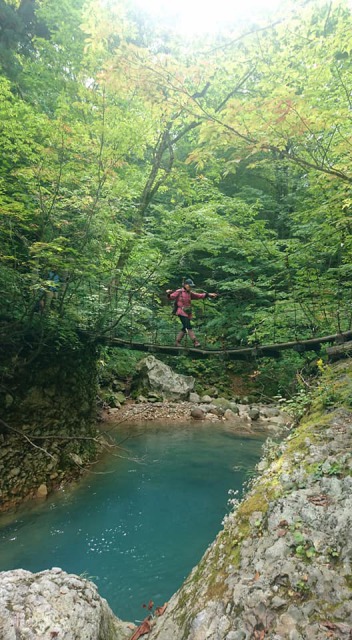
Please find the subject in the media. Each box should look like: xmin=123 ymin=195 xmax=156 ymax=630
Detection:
xmin=0 ymin=418 xmax=55 ymax=460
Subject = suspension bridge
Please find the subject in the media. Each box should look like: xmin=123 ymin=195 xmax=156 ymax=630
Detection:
xmin=96 ymin=329 xmax=352 ymax=360
xmin=73 ymin=254 xmax=352 ymax=361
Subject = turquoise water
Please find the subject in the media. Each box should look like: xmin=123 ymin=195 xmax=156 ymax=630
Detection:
xmin=0 ymin=422 xmax=264 ymax=622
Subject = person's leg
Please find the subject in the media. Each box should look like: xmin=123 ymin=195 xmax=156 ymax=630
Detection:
xmin=187 ymin=328 xmax=200 ymax=347
xmin=176 ymin=330 xmax=186 ymax=345
xmin=183 ymin=317 xmax=200 ymax=347
xmin=176 ymin=317 xmax=200 ymax=347
xmin=176 ymin=316 xmax=187 ymax=346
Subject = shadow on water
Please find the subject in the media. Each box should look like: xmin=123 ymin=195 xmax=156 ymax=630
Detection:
xmin=0 ymin=421 xmax=265 ymax=622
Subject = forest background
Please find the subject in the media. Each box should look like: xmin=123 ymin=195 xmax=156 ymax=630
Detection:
xmin=1 ymin=0 xmax=352 ymax=398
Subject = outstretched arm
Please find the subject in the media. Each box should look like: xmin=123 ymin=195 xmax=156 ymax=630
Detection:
xmin=191 ymin=292 xmax=218 ymax=300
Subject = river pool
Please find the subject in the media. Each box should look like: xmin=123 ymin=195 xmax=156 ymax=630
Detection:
xmin=0 ymin=422 xmax=264 ymax=622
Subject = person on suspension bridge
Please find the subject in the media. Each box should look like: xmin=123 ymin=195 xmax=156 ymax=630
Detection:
xmin=166 ymin=278 xmax=218 ymax=347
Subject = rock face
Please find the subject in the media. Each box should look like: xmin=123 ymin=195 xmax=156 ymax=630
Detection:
xmin=0 ymin=568 xmax=132 ymax=640
xmin=0 ymin=337 xmax=99 ymax=512
xmin=134 ymin=356 xmax=195 ymax=400
xmin=148 ymin=363 xmax=352 ymax=640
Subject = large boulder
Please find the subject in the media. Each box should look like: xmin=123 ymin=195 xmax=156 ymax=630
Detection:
xmin=0 ymin=568 xmax=132 ymax=640
xmin=134 ymin=356 xmax=195 ymax=400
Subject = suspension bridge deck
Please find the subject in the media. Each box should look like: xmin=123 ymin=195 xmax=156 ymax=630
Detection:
xmin=97 ymin=329 xmax=352 ymax=360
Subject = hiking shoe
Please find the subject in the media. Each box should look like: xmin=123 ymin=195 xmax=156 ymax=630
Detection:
xmin=193 ymin=341 xmax=201 ymax=347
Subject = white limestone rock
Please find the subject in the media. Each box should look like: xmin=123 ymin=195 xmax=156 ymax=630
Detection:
xmin=0 ymin=568 xmax=132 ymax=640
xmin=135 ymin=356 xmax=195 ymax=400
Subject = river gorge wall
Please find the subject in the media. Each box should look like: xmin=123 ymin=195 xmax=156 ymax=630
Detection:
xmin=0 ymin=335 xmax=99 ymax=511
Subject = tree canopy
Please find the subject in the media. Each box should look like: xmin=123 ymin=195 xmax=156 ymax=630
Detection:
xmin=1 ymin=0 xmax=352 ymax=365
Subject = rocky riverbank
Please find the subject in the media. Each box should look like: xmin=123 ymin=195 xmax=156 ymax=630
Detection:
xmin=102 ymin=396 xmax=291 ymax=435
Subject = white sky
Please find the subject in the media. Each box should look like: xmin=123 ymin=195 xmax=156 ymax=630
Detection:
xmin=132 ymin=0 xmax=284 ymax=34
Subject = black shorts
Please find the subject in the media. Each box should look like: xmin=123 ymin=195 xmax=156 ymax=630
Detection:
xmin=179 ymin=315 xmax=192 ymax=331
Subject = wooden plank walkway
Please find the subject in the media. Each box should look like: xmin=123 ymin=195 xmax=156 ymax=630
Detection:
xmin=97 ymin=329 xmax=352 ymax=360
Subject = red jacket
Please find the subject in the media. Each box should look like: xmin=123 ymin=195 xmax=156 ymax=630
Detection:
xmin=168 ymin=287 xmax=207 ymax=318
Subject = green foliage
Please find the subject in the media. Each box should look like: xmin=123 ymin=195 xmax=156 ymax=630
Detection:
xmin=312 ymin=461 xmax=344 ymax=479
xmin=327 ymin=545 xmax=340 ymax=561
xmin=243 ymin=353 xmax=306 ymax=400
xmin=278 ymin=388 xmax=312 ymax=421
xmin=1 ymin=0 xmax=352 ymax=397
xmin=294 ymin=579 xmax=311 ymax=597
xmin=97 ymin=347 xmax=146 ymax=380
xmin=290 ymin=521 xmax=317 ymax=561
